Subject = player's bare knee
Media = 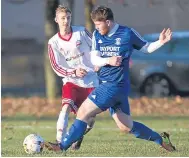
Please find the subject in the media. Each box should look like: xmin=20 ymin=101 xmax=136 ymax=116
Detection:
xmin=76 ymin=104 xmax=89 ymax=121
xmin=112 ymin=112 xmax=133 ymax=132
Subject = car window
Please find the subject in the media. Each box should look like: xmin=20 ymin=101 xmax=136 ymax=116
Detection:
xmin=154 ymin=43 xmax=171 ymax=54
xmin=132 ymin=36 xmax=189 ymax=56
xmin=131 ymin=43 xmax=171 ymax=56
xmin=170 ymin=39 xmax=189 ymax=55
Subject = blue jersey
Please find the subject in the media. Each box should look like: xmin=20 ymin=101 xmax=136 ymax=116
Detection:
xmin=92 ymin=24 xmax=147 ymax=85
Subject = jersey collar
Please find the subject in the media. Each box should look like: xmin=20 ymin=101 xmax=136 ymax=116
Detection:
xmin=58 ymin=27 xmax=73 ymax=41
xmin=107 ymin=23 xmax=119 ymax=37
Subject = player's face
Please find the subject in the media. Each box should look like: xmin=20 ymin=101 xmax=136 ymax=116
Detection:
xmin=55 ymin=12 xmax=71 ymax=29
xmin=93 ymin=20 xmax=110 ymax=35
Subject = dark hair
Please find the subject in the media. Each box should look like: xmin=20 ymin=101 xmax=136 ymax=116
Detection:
xmin=91 ymin=6 xmax=114 ymax=21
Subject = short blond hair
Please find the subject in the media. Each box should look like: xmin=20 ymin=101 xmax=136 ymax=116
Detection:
xmin=55 ymin=5 xmax=72 ymax=16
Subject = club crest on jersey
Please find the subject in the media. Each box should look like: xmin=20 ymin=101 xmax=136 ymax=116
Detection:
xmin=76 ymin=40 xmax=82 ymax=47
xmin=115 ymin=38 xmax=121 ymax=45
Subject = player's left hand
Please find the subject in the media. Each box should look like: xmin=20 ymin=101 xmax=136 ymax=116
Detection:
xmin=159 ymin=28 xmax=172 ymax=44
xmin=75 ymin=68 xmax=88 ymax=78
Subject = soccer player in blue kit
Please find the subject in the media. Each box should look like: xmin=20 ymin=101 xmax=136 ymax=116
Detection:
xmin=45 ymin=6 xmax=176 ymax=152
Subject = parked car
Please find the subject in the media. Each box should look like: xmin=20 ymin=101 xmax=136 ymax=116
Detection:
xmin=129 ymin=31 xmax=189 ymax=97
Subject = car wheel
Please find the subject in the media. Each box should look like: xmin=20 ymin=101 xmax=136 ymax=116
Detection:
xmin=141 ymin=75 xmax=171 ymax=97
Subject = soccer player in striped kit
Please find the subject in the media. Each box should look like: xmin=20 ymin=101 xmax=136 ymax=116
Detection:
xmin=46 ymin=6 xmax=176 ymax=153
xmin=47 ymin=5 xmax=98 ymax=150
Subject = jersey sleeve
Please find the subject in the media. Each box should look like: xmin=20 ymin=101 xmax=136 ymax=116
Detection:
xmin=82 ymin=28 xmax=92 ymax=48
xmin=130 ymin=28 xmax=148 ymax=50
xmin=48 ymin=40 xmax=76 ymax=78
xmin=91 ymin=30 xmax=98 ymax=51
xmin=90 ymin=30 xmax=109 ymax=66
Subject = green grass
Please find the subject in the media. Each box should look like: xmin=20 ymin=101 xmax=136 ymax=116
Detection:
xmin=1 ymin=116 xmax=189 ymax=157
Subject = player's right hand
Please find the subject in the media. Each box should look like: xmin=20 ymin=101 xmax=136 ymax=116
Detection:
xmin=75 ymin=68 xmax=88 ymax=78
xmin=108 ymin=56 xmax=122 ymax=66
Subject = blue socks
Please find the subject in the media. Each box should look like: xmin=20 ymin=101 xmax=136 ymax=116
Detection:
xmin=60 ymin=120 xmax=163 ymax=151
xmin=60 ymin=119 xmax=87 ymax=150
xmin=130 ymin=121 xmax=162 ymax=145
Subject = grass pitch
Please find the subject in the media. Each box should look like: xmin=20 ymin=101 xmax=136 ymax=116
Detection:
xmin=1 ymin=115 xmax=189 ymax=157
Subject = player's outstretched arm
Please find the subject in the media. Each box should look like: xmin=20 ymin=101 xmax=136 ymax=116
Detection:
xmin=145 ymin=28 xmax=172 ymax=53
xmin=134 ymin=28 xmax=172 ymax=53
xmin=131 ymin=28 xmax=172 ymax=54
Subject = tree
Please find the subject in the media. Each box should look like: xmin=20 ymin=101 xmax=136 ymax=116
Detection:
xmin=85 ymin=0 xmax=96 ymax=33
xmin=44 ymin=0 xmax=59 ymax=100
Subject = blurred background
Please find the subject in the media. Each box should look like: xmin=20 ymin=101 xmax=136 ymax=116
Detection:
xmin=1 ymin=0 xmax=189 ymax=116
xmin=1 ymin=0 xmax=189 ymax=98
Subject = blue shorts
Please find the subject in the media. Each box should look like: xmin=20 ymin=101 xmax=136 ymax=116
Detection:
xmin=88 ymin=82 xmax=130 ymax=116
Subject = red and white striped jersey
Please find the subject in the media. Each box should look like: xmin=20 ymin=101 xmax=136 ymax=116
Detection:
xmin=48 ymin=26 xmax=99 ymax=88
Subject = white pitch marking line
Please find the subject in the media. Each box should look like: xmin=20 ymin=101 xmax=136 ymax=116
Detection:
xmin=3 ymin=126 xmax=189 ymax=132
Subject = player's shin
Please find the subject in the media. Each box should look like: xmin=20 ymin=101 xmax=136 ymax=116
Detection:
xmin=60 ymin=119 xmax=87 ymax=150
xmin=56 ymin=106 xmax=70 ymax=143
xmin=71 ymin=117 xmax=95 ymax=150
xmin=130 ymin=121 xmax=162 ymax=145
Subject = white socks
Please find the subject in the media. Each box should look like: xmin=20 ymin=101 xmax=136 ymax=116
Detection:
xmin=56 ymin=109 xmax=69 ymax=143
xmin=56 ymin=108 xmax=95 ymax=143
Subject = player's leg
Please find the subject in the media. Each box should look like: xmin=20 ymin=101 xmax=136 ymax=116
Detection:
xmin=112 ymin=110 xmax=176 ymax=151
xmin=71 ymin=112 xmax=96 ymax=150
xmin=56 ymin=104 xmax=71 ymax=143
xmin=56 ymin=82 xmax=77 ymax=143
xmin=85 ymin=87 xmax=96 ymax=133
xmin=46 ymin=85 xmax=96 ymax=150
xmin=46 ymin=85 xmax=96 ymax=151
xmin=45 ymin=83 xmax=118 ymax=151
xmin=110 ymin=96 xmax=176 ymax=151
xmin=60 ymin=83 xmax=122 ymax=151
xmin=71 ymin=87 xmax=95 ymax=150
xmin=86 ymin=116 xmax=95 ymax=133
xmin=60 ymin=98 xmax=101 ymax=150
xmin=111 ymin=110 xmax=163 ymax=144
xmin=45 ymin=98 xmax=102 ymax=152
